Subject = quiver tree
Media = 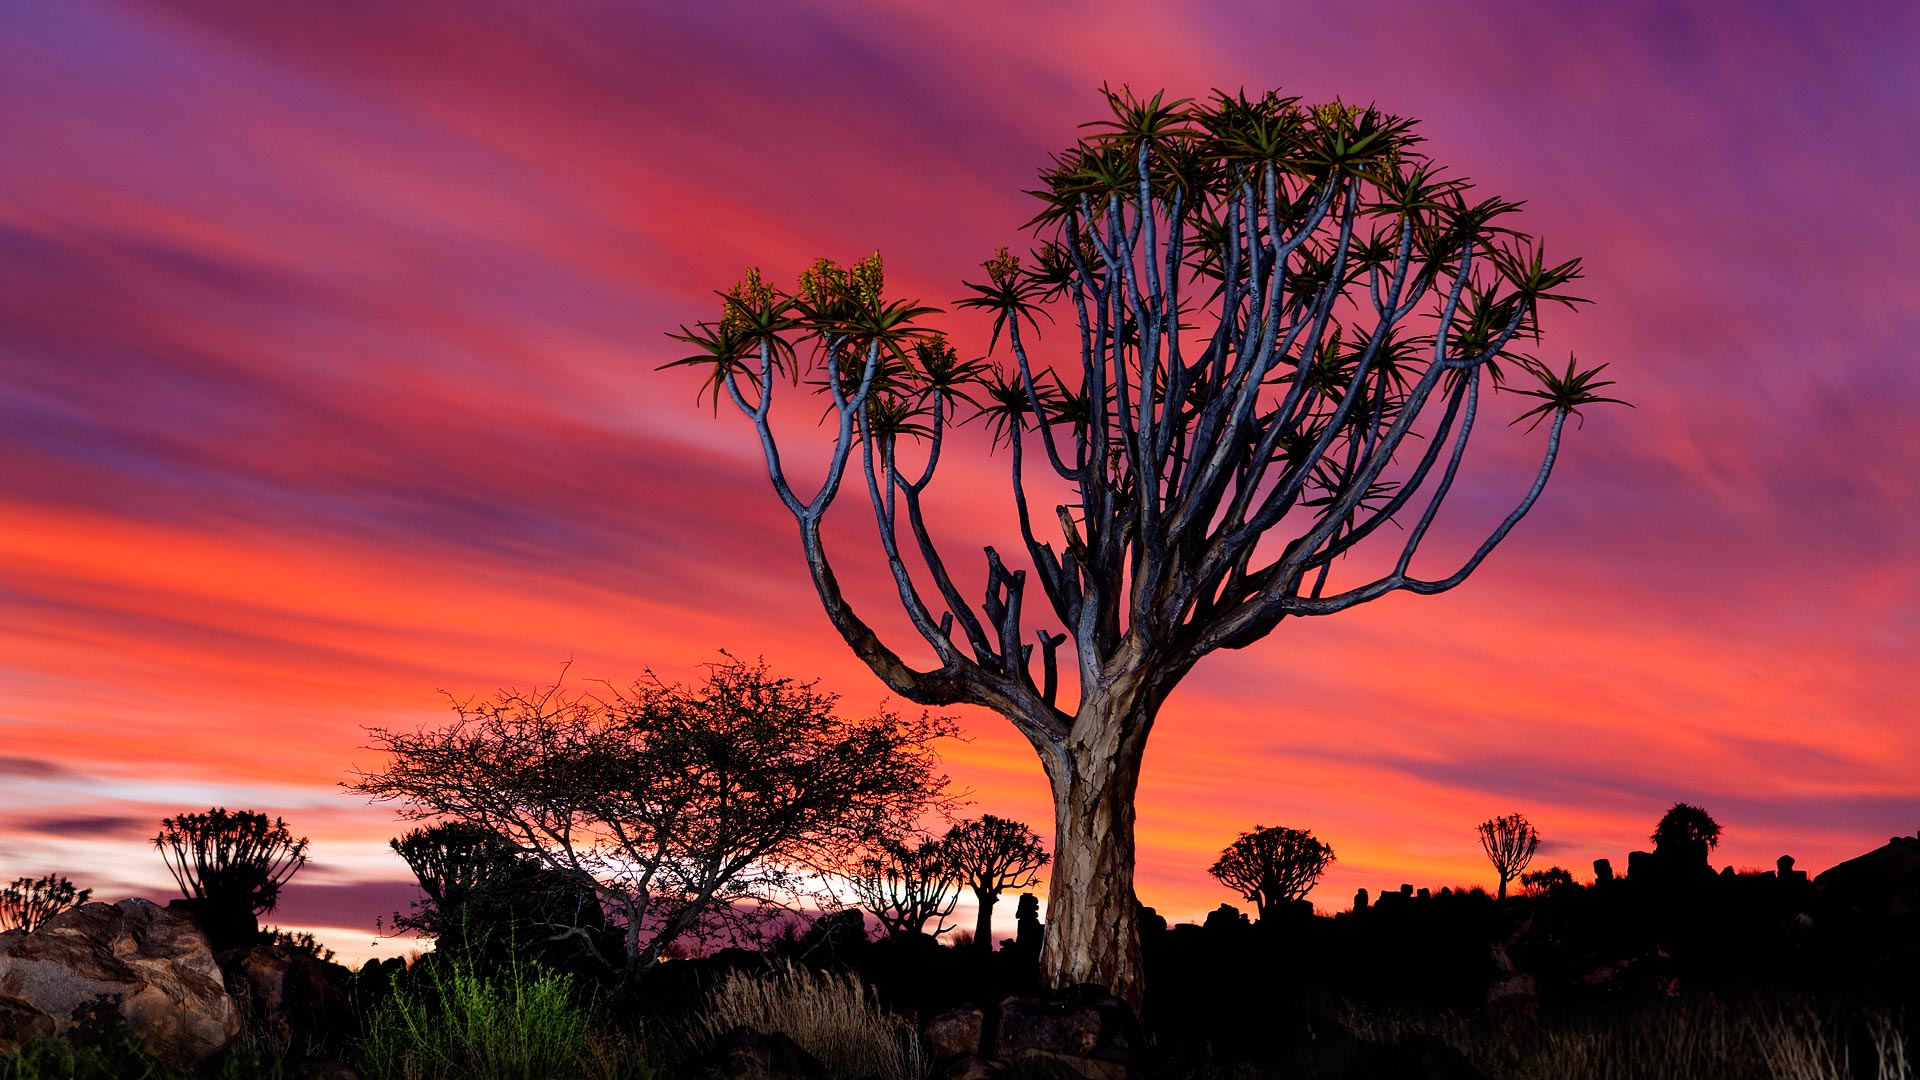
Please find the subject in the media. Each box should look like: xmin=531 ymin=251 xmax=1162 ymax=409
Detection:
xmin=1208 ymin=825 xmax=1334 ymax=920
xmin=944 ymin=814 xmax=1050 ymax=952
xmin=388 ymin=822 xmax=606 ymax=962
xmin=1478 ymin=812 xmax=1539 ymax=899
xmin=1651 ymin=802 xmax=1721 ymax=871
xmin=0 ymin=873 xmax=91 ymax=933
xmin=667 ymin=85 xmax=1621 ymax=1006
xmin=390 ymin=822 xmax=520 ymax=939
xmin=846 ymin=836 xmax=961 ymax=939
xmin=155 ymin=808 xmax=308 ymax=949
xmin=351 ymin=654 xmax=952 ymax=976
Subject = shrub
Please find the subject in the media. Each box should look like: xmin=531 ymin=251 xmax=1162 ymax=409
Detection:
xmin=691 ymin=965 xmax=921 ymax=1080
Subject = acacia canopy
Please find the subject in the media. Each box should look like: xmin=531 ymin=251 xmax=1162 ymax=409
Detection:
xmin=667 ymin=85 xmax=1620 ymax=1006
xmin=353 ymin=656 xmax=952 ymax=974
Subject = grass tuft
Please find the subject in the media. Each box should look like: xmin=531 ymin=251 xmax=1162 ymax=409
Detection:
xmin=356 ymin=955 xmax=648 ymax=1080
xmin=690 ymin=964 xmax=922 ymax=1080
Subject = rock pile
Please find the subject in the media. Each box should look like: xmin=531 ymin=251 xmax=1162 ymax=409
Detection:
xmin=0 ymin=899 xmax=242 ymax=1068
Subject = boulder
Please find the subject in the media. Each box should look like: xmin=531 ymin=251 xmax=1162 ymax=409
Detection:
xmin=997 ymin=989 xmax=1140 ymax=1078
xmin=923 ymin=1004 xmax=984 ymax=1061
xmin=1817 ymin=834 xmax=1920 ymax=920
xmin=220 ymin=944 xmax=357 ymax=1055
xmin=691 ymin=1026 xmax=829 ymax=1079
xmin=0 ymin=899 xmax=241 ymax=1067
xmin=938 ymin=1054 xmax=1008 ymax=1080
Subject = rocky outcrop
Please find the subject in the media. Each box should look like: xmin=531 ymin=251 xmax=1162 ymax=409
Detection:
xmin=922 ymin=1003 xmax=984 ymax=1061
xmin=997 ymin=989 xmax=1141 ymax=1079
xmin=690 ymin=1026 xmax=829 ymax=1079
xmin=0 ymin=898 xmax=241 ymax=1067
xmin=219 ymin=943 xmax=357 ymax=1056
xmin=1817 ymin=834 xmax=1920 ymax=921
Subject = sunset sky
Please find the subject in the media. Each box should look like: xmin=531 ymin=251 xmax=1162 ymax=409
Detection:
xmin=2 ymin=0 xmax=1916 ymax=964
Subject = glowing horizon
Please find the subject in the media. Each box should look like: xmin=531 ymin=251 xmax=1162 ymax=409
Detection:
xmin=2 ymin=0 xmax=1916 ymax=965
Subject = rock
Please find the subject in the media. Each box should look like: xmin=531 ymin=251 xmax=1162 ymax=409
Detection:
xmin=220 ymin=944 xmax=357 ymax=1055
xmin=938 ymin=1054 xmax=1007 ymax=1080
xmin=0 ymin=995 xmax=56 ymax=1050
xmin=997 ymin=989 xmax=1140 ymax=1077
xmin=1817 ymin=834 xmax=1920 ymax=920
xmin=0 ymin=899 xmax=241 ymax=1068
xmin=1007 ymin=1050 xmax=1126 ymax=1079
xmin=923 ymin=1004 xmax=984 ymax=1061
xmin=1485 ymin=972 xmax=1537 ymax=1012
xmin=691 ymin=1026 xmax=829 ymax=1079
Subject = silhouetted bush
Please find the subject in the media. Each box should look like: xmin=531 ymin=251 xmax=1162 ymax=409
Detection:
xmin=1521 ymin=865 xmax=1577 ymax=897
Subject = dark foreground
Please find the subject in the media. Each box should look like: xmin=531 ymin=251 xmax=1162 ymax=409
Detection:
xmin=3 ymin=838 xmax=1917 ymax=1078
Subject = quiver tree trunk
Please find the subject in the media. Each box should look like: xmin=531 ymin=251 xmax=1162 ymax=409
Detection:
xmin=1035 ymin=701 xmax=1150 ymax=1010
xmin=972 ymin=888 xmax=996 ymax=953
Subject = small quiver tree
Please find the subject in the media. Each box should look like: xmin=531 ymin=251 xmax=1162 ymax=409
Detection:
xmin=944 ymin=814 xmax=1049 ymax=953
xmin=0 ymin=874 xmax=91 ymax=933
xmin=1651 ymin=802 xmax=1721 ymax=875
xmin=155 ymin=807 xmax=308 ymax=949
xmin=846 ymin=836 xmax=961 ymax=939
xmin=1477 ymin=812 xmax=1539 ymax=900
xmin=389 ymin=822 xmax=609 ymax=966
xmin=1208 ymin=825 xmax=1334 ymax=921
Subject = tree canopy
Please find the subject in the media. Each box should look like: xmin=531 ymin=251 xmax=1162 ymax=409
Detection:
xmin=351 ymin=655 xmax=953 ymax=974
xmin=668 ymin=84 xmax=1617 ymax=1005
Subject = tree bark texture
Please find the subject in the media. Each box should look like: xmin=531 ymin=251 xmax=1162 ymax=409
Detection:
xmin=1036 ymin=700 xmax=1149 ymax=1010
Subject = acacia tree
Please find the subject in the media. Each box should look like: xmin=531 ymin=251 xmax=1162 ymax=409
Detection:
xmin=1478 ymin=812 xmax=1540 ymax=899
xmin=945 ymin=814 xmax=1049 ymax=953
xmin=351 ymin=655 xmax=951 ymax=975
xmin=1209 ymin=825 xmax=1334 ymax=920
xmin=0 ymin=873 xmax=91 ymax=933
xmin=846 ymin=835 xmax=962 ymax=939
xmin=668 ymin=86 xmax=1620 ymax=1006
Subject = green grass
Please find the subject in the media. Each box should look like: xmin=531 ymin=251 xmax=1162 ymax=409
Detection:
xmin=355 ymin=955 xmax=650 ymax=1080
xmin=0 ymin=1035 xmax=170 ymax=1080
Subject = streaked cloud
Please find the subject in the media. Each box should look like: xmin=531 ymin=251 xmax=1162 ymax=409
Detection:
xmin=0 ymin=0 xmax=1913 ymax=950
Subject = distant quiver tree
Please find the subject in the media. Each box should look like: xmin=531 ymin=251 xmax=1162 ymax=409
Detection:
xmin=846 ymin=835 xmax=962 ymax=939
xmin=0 ymin=873 xmax=91 ymax=933
xmin=667 ymin=85 xmax=1622 ymax=1006
xmin=1652 ymin=802 xmax=1721 ymax=868
xmin=1478 ymin=812 xmax=1540 ymax=900
xmin=155 ymin=808 xmax=308 ymax=917
xmin=944 ymin=814 xmax=1050 ymax=952
xmin=1209 ymin=825 xmax=1334 ymax=920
